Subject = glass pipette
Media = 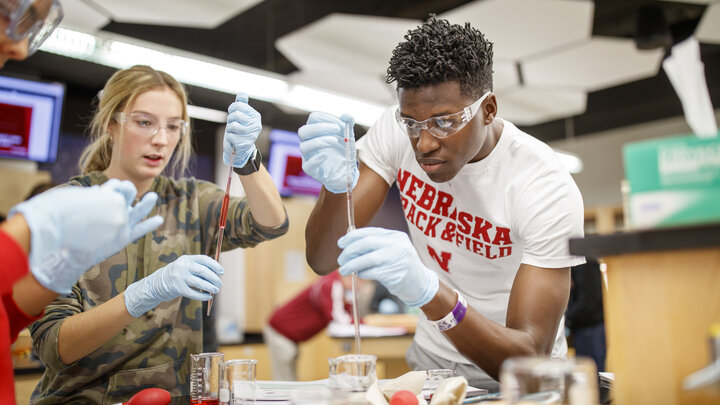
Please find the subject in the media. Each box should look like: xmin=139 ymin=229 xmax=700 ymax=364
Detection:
xmin=344 ymin=121 xmax=361 ymax=354
xmin=207 ymin=148 xmax=235 ymax=316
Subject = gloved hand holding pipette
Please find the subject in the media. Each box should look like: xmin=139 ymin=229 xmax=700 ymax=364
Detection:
xmin=205 ymin=92 xmax=263 ymax=316
xmin=298 ymin=112 xmax=359 ymax=193
xmin=9 ymin=179 xmax=164 ymax=294
xmin=338 ymin=227 xmax=439 ymax=308
xmin=124 ymin=255 xmax=224 ymax=317
xmin=224 ymin=92 xmax=262 ymax=168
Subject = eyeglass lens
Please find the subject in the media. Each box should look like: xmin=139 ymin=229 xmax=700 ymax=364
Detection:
xmin=119 ymin=113 xmax=187 ymax=138
xmin=127 ymin=113 xmax=187 ymax=138
xmin=2 ymin=0 xmax=63 ymax=55
xmin=399 ymin=112 xmax=468 ymax=138
xmin=15 ymin=4 xmax=40 ymax=37
xmin=396 ymin=91 xmax=489 ymax=138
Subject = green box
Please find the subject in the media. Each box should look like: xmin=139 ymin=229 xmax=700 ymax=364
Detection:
xmin=623 ymin=132 xmax=720 ymax=229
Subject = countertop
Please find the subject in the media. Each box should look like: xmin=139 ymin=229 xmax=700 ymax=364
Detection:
xmin=569 ymin=223 xmax=720 ymax=258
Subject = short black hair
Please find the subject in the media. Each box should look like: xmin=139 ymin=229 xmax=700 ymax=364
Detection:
xmin=386 ymin=15 xmax=494 ymax=99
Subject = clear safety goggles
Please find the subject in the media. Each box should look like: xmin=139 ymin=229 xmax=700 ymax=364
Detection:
xmin=395 ymin=91 xmax=491 ymax=139
xmin=114 ymin=112 xmax=189 ymax=141
xmin=0 ymin=0 xmax=63 ymax=55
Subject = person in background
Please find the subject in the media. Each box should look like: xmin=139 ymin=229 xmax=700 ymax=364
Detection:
xmin=0 ymin=0 xmax=62 ymax=67
xmin=29 ymin=65 xmax=288 ymax=403
xmin=0 ymin=2 xmax=162 ymax=404
xmin=566 ymin=259 xmax=606 ymax=372
xmin=263 ymin=272 xmax=353 ymax=381
xmin=299 ymin=16 xmax=585 ymax=391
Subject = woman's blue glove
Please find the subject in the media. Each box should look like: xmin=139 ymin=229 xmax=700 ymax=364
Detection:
xmin=124 ymin=255 xmax=224 ymax=317
xmin=9 ymin=179 xmax=164 ymax=294
xmin=224 ymin=93 xmax=261 ymax=167
xmin=298 ymin=111 xmax=359 ymax=194
xmin=338 ymin=227 xmax=439 ymax=307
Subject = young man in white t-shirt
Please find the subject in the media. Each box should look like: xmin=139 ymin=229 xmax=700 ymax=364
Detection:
xmin=298 ymin=15 xmax=585 ymax=391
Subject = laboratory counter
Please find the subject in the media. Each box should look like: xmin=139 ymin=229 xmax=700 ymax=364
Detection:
xmin=569 ymin=223 xmax=720 ymax=405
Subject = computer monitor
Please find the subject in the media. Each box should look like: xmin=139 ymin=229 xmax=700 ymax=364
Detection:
xmin=267 ymin=128 xmax=322 ymax=197
xmin=0 ymin=75 xmax=65 ymax=163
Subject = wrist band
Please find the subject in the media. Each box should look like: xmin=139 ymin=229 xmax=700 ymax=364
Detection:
xmin=429 ymin=289 xmax=467 ymax=332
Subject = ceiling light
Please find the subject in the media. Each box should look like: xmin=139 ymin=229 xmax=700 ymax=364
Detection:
xmin=40 ymin=28 xmax=96 ymax=59
xmin=283 ymin=85 xmax=386 ymax=126
xmin=40 ymin=27 xmax=387 ymax=126
xmin=187 ymin=105 xmax=227 ymax=123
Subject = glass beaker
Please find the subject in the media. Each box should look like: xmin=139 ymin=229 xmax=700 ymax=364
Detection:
xmin=190 ymin=352 xmax=225 ymax=405
xmin=328 ymin=354 xmax=377 ymax=393
xmin=500 ymin=356 xmax=599 ymax=405
xmin=219 ymin=359 xmax=257 ymax=405
xmin=426 ymin=369 xmax=455 ymax=390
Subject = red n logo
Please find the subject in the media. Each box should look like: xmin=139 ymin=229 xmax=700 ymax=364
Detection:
xmin=427 ymin=246 xmax=451 ymax=273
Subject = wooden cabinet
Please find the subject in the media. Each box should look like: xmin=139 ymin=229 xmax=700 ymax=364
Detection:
xmin=570 ymin=225 xmax=720 ymax=405
xmin=0 ymin=165 xmax=51 ymax=216
xmin=601 ymin=248 xmax=720 ymax=405
xmin=244 ymin=197 xmax=321 ymax=333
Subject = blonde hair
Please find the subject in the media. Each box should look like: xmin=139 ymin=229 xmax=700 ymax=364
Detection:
xmin=79 ymin=65 xmax=192 ymax=176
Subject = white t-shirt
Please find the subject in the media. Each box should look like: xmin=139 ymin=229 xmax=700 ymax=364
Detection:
xmin=357 ymin=107 xmax=586 ymax=364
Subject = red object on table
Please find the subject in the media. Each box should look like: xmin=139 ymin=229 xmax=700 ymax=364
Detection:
xmin=123 ymin=388 xmax=171 ymax=405
xmin=390 ymin=390 xmax=419 ymax=405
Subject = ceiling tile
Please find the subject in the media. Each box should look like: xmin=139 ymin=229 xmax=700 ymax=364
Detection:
xmin=275 ymin=14 xmax=419 ymax=74
xmin=60 ymin=0 xmax=110 ymax=32
xmin=697 ymin=3 xmax=720 ymax=44
xmin=440 ymin=0 xmax=594 ymax=60
xmin=495 ymin=86 xmax=587 ymax=126
xmin=92 ymin=0 xmax=263 ymax=29
xmin=522 ymin=37 xmax=664 ymax=92
xmin=287 ymin=70 xmax=397 ymax=107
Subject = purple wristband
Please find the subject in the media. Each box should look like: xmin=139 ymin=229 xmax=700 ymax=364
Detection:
xmin=429 ymin=289 xmax=467 ymax=332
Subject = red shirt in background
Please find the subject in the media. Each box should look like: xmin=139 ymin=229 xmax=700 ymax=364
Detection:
xmin=268 ymin=272 xmax=352 ymax=343
xmin=0 ymin=229 xmax=43 ymax=404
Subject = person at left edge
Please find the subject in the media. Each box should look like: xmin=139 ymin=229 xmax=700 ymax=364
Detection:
xmin=29 ymin=65 xmax=289 ymax=404
xmin=0 ymin=2 xmax=158 ymax=405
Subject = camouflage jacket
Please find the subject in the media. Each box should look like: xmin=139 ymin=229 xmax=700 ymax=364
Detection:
xmin=29 ymin=172 xmax=288 ymax=404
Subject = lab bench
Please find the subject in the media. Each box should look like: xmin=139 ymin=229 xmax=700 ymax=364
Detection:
xmin=569 ymin=223 xmax=720 ymax=405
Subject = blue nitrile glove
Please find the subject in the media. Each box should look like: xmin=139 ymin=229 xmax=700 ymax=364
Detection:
xmin=224 ymin=93 xmax=261 ymax=167
xmin=298 ymin=111 xmax=359 ymax=194
xmin=65 ymin=183 xmax=164 ymax=273
xmin=337 ymin=227 xmax=439 ymax=307
xmin=124 ymin=255 xmax=224 ymax=317
xmin=9 ymin=179 xmax=164 ymax=294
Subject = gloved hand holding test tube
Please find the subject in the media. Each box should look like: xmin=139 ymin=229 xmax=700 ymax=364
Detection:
xmin=298 ymin=111 xmax=362 ymax=351
xmin=207 ymin=92 xmax=264 ymax=316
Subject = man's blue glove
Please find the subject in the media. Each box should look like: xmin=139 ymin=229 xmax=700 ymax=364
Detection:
xmin=298 ymin=112 xmax=359 ymax=194
xmin=224 ymin=93 xmax=261 ymax=168
xmin=9 ymin=179 xmax=164 ymax=294
xmin=337 ymin=227 xmax=439 ymax=307
xmin=124 ymin=255 xmax=224 ymax=317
